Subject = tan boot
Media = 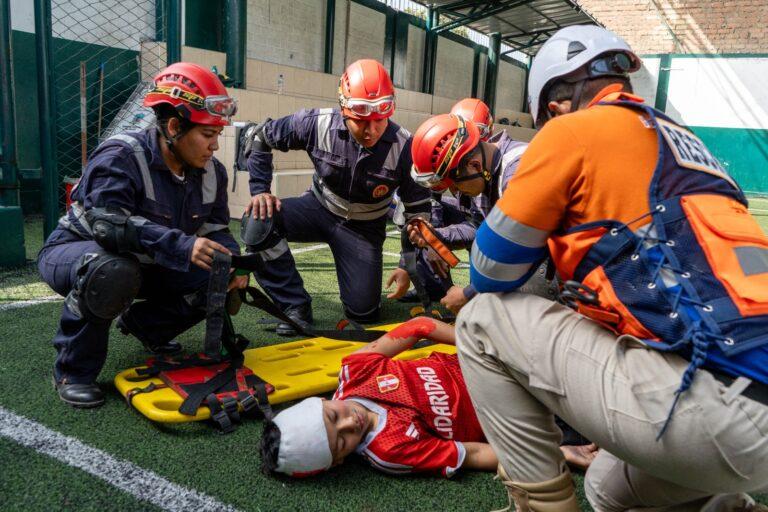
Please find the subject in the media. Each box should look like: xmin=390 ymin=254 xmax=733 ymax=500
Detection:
xmin=492 ymin=463 xmax=581 ymax=512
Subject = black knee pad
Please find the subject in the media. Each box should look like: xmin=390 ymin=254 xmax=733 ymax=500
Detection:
xmin=66 ymin=251 xmax=142 ymax=321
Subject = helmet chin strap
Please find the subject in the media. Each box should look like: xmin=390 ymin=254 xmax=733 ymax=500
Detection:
xmin=158 ymin=123 xmax=191 ymax=170
xmin=480 ymin=142 xmax=496 ymax=182
xmin=452 ymin=143 xmax=494 ymax=184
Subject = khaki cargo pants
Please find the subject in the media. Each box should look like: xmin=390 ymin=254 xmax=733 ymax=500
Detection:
xmin=455 ymin=292 xmax=768 ymax=511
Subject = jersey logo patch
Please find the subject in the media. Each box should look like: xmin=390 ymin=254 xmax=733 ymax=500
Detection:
xmin=376 ymin=374 xmax=400 ymax=393
xmin=405 ymin=423 xmax=420 ymax=439
xmin=372 ymin=184 xmax=390 ymax=198
xmin=657 ymin=119 xmax=738 ymax=189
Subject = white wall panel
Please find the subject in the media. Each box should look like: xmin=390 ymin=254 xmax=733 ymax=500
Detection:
xmin=666 ymin=57 xmax=768 ymax=129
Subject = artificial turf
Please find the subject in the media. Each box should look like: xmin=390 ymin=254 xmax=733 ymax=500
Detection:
xmin=1 ymin=208 xmax=767 ymax=511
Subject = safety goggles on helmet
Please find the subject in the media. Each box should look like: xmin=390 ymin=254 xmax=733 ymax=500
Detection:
xmin=567 ymin=52 xmax=634 ymax=83
xmin=411 ymin=164 xmax=445 ymax=189
xmin=151 ymin=85 xmax=238 ymax=119
xmin=412 ymin=117 xmax=469 ymax=189
xmin=339 ymin=95 xmax=395 ymax=117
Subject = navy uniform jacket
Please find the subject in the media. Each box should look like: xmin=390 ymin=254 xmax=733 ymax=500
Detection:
xmin=432 ymin=130 xmax=528 ymax=249
xmin=59 ymin=128 xmax=239 ymax=272
xmin=247 ymin=108 xmax=431 ymax=222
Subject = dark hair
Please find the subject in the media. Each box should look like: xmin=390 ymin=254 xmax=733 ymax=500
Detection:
xmin=152 ymin=103 xmax=195 ymax=139
xmin=260 ymin=420 xmax=282 ymax=475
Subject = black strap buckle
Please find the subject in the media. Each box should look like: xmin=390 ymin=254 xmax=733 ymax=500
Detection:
xmin=560 ymin=280 xmax=600 ymax=309
xmin=238 ymin=392 xmax=258 ymax=412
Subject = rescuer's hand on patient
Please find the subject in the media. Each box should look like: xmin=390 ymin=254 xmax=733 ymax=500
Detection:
xmin=441 ymin=285 xmax=469 ymax=314
xmin=191 ymin=238 xmax=231 ymax=271
xmin=246 ymin=193 xmax=281 ymax=220
xmin=406 ymin=222 xmax=429 ymax=248
xmin=386 ymin=268 xmax=411 ymax=299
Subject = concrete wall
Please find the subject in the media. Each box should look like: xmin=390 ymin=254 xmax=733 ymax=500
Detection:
xmin=246 ymin=0 xmax=327 ymax=72
xmin=433 ymin=37 xmax=474 ymax=100
xmin=344 ymin=2 xmax=387 ymax=66
xmin=576 ymin=0 xmax=767 ymax=54
xmin=495 ymin=60 xmax=527 ymax=112
xmin=168 ymin=41 xmax=538 ymax=208
xmin=404 ymin=24 xmax=425 ymax=92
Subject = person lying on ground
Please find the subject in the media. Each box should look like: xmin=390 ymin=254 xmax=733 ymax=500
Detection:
xmin=259 ymin=317 xmax=597 ymax=478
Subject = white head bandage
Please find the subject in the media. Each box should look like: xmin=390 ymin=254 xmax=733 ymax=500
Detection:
xmin=273 ymin=397 xmax=332 ymax=477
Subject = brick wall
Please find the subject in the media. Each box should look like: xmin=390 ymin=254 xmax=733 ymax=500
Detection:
xmin=575 ymin=0 xmax=768 ymax=54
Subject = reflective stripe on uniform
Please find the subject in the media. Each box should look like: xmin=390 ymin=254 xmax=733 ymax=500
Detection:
xmin=498 ymin=145 xmax=527 ymax=198
xmin=316 ymin=108 xmax=334 ymax=153
xmin=401 ymin=197 xmax=431 ymax=208
xmin=382 ymin=126 xmax=410 ymax=171
xmin=403 ymin=211 xmax=430 ymax=222
xmin=201 ymin=160 xmax=218 ymax=204
xmin=196 ymin=222 xmax=229 ymax=236
xmin=257 ymin=238 xmax=290 ymax=261
xmin=485 ymin=208 xmax=549 ymax=248
xmin=108 ymin=133 xmax=156 ymax=202
xmin=312 ymin=179 xmax=392 ymax=221
xmin=57 ymin=202 xmax=93 ymax=237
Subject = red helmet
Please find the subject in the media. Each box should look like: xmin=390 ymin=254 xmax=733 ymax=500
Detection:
xmin=410 ymin=114 xmax=481 ymax=191
xmin=450 ymin=98 xmax=493 ymax=141
xmin=338 ymin=59 xmax=395 ymax=120
xmin=143 ymin=62 xmax=236 ymax=126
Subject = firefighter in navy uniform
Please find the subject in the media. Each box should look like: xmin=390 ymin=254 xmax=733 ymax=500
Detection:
xmin=389 ymin=99 xmax=529 ymax=314
xmin=242 ymin=59 xmax=431 ymax=335
xmin=38 ymin=63 xmax=247 ymax=408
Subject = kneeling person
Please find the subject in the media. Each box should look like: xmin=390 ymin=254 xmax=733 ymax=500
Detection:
xmin=260 ymin=317 xmax=595 ymax=477
xmin=38 ymin=63 xmax=246 ymax=407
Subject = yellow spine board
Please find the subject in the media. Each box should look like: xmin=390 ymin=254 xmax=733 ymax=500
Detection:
xmin=114 ymin=322 xmax=456 ymax=423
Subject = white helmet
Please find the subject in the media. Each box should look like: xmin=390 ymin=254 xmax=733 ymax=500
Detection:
xmin=528 ymin=25 xmax=640 ymax=126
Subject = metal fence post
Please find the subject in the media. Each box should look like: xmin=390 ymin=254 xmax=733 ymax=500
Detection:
xmin=0 ymin=0 xmax=16 ymax=206
xmin=324 ymin=0 xmax=335 ymax=74
xmin=166 ymin=0 xmax=182 ymax=65
xmin=224 ymin=0 xmax=246 ymax=88
xmin=34 ymin=0 xmax=59 ymax=238
xmin=483 ymin=32 xmax=500 ymax=115
xmin=0 ymin=0 xmax=25 ymax=266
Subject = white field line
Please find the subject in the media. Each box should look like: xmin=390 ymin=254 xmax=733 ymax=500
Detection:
xmin=0 ymin=406 xmax=242 ymax=512
xmin=0 ymin=295 xmax=61 ymax=312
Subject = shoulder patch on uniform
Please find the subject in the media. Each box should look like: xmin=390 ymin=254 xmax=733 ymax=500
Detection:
xmin=657 ymin=118 xmax=737 ymax=189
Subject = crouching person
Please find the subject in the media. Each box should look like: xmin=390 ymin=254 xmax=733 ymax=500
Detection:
xmin=260 ymin=317 xmax=596 ymax=478
xmin=38 ymin=63 xmax=247 ymax=408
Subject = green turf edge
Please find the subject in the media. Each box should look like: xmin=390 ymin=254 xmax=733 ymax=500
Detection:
xmin=0 ymin=437 xmax=164 ymax=512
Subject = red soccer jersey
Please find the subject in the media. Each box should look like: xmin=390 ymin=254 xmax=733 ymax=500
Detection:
xmin=333 ymin=351 xmax=485 ymax=477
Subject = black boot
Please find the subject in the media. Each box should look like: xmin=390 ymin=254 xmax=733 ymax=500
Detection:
xmin=116 ymin=313 xmax=182 ymax=355
xmin=275 ymin=306 xmax=314 ymax=337
xmin=53 ymin=377 xmax=105 ymax=408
